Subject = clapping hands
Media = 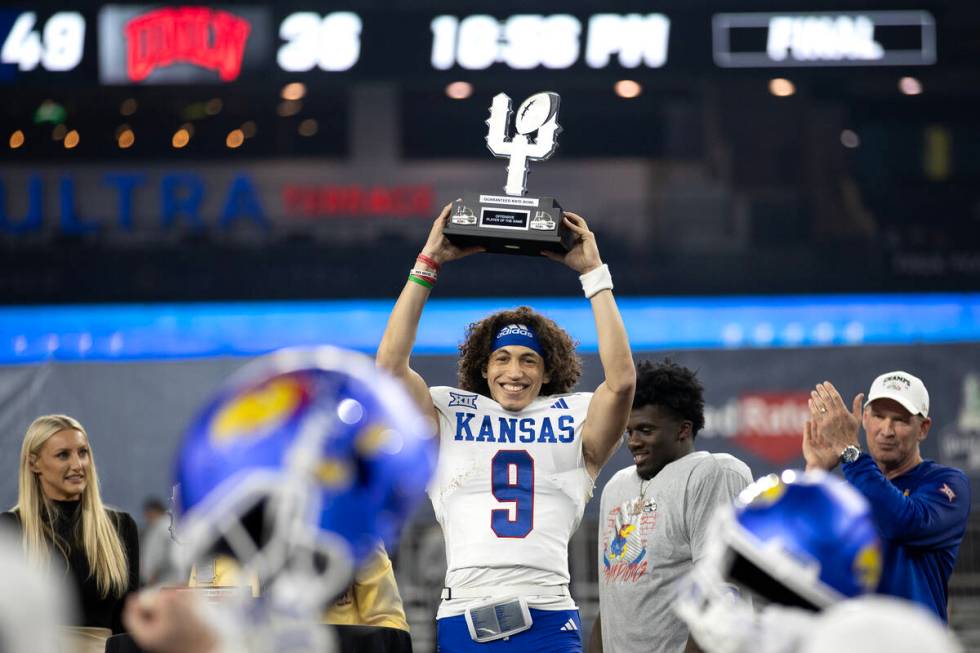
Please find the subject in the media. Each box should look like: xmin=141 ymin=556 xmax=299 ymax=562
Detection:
xmin=802 ymin=381 xmax=863 ymax=471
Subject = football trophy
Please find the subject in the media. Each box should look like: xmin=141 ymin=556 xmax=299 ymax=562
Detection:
xmin=444 ymin=91 xmax=574 ymax=255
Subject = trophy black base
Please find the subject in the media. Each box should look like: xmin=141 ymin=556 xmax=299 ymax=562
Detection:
xmin=444 ymin=193 xmax=572 ymax=256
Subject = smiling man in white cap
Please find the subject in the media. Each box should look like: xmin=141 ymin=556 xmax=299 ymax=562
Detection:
xmin=863 ymin=371 xmax=931 ymax=475
xmin=801 ymin=371 xmax=971 ymax=623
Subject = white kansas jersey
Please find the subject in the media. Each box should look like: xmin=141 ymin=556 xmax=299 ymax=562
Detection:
xmin=429 ymin=386 xmax=595 ymax=618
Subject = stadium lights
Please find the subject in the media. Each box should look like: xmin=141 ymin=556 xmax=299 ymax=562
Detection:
xmin=226 ymin=129 xmax=245 ymax=148
xmin=277 ymin=100 xmax=302 ymax=117
xmin=52 ymin=124 xmax=67 ymax=140
xmin=205 ymin=98 xmax=223 ymax=116
xmin=117 ymin=129 xmax=134 ymax=149
xmin=899 ymin=76 xmax=923 ymax=95
xmin=445 ymin=81 xmax=473 ymax=99
xmin=34 ymin=99 xmax=66 ymax=125
xmin=120 ymin=98 xmax=138 ymax=116
xmin=241 ymin=121 xmax=257 ymax=138
xmin=116 ymin=124 xmax=135 ymax=149
xmin=614 ymin=79 xmax=642 ymax=98
xmin=9 ymin=130 xmax=25 ymax=149
xmin=768 ymin=77 xmax=796 ymax=97
xmin=63 ymin=129 xmax=79 ymax=149
xmin=281 ymin=82 xmax=306 ymax=100
xmin=840 ymin=129 xmax=860 ymax=148
xmin=172 ymin=128 xmax=190 ymax=148
xmin=298 ymin=119 xmax=318 ymax=137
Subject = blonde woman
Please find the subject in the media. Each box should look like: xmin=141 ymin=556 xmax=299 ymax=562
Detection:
xmin=0 ymin=414 xmax=138 ymax=653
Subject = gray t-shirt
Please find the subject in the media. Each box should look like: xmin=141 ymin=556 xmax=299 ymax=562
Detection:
xmin=597 ymin=451 xmax=753 ymax=653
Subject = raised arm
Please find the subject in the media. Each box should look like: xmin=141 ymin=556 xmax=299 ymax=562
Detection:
xmin=375 ymin=203 xmax=482 ymax=424
xmin=544 ymin=213 xmax=635 ymax=478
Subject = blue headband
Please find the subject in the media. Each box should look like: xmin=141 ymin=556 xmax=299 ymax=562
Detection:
xmin=492 ymin=323 xmax=543 ymax=356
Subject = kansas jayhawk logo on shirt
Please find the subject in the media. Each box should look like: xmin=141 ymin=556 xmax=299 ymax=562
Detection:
xmin=602 ymin=497 xmax=657 ymax=582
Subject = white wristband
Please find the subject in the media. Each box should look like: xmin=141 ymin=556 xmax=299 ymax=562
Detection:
xmin=579 ymin=263 xmax=613 ymax=299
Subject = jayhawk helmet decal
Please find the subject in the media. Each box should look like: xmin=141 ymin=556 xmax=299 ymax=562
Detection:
xmin=674 ymin=470 xmax=881 ymax=653
xmin=173 ymin=346 xmax=436 ymax=612
xmin=729 ymin=470 xmax=882 ymax=606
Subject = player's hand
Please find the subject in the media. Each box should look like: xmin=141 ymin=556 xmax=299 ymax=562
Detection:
xmin=123 ymin=590 xmax=219 ymax=653
xmin=420 ymin=202 xmax=484 ymax=265
xmin=542 ymin=212 xmax=602 ymax=274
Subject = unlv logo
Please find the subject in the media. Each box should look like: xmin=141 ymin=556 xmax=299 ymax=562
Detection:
xmin=124 ymin=7 xmax=251 ymax=82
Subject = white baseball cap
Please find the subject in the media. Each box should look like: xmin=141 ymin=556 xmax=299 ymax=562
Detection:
xmin=866 ymin=371 xmax=929 ymax=418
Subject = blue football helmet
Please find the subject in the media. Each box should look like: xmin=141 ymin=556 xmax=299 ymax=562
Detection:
xmin=675 ymin=470 xmax=881 ymax=653
xmin=172 ymin=346 xmax=436 ymax=615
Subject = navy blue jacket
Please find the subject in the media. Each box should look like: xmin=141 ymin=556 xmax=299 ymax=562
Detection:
xmin=843 ymin=454 xmax=971 ymax=621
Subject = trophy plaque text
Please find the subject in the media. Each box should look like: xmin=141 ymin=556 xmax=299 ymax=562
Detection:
xmin=444 ymin=92 xmax=573 ymax=256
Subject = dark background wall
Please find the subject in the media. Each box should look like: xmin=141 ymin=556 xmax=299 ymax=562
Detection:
xmin=3 ymin=342 xmax=977 ymax=519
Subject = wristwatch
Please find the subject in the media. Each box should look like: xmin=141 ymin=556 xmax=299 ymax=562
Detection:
xmin=839 ymin=445 xmax=861 ymax=465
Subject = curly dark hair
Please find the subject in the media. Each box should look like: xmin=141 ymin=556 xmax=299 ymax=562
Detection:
xmin=634 ymin=358 xmax=706 ymax=437
xmin=458 ymin=306 xmax=582 ymax=397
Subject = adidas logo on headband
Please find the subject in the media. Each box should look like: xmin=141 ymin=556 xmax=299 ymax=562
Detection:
xmin=492 ymin=323 xmax=543 ymax=356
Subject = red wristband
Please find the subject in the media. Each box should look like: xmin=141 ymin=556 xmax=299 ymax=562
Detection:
xmin=416 ymin=253 xmax=441 ymax=271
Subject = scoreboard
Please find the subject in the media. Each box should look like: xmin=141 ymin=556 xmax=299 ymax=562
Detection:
xmin=428 ymin=14 xmax=670 ymax=71
xmin=0 ymin=10 xmax=86 ymax=77
xmin=0 ymin=4 xmax=944 ymax=87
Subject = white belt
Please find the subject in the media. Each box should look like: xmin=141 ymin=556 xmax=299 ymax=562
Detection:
xmin=441 ymin=584 xmax=570 ymax=600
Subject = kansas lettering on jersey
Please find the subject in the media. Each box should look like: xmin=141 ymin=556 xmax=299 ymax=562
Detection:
xmin=429 ymin=386 xmax=595 ymax=618
xmin=452 ymin=412 xmax=575 ymax=443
